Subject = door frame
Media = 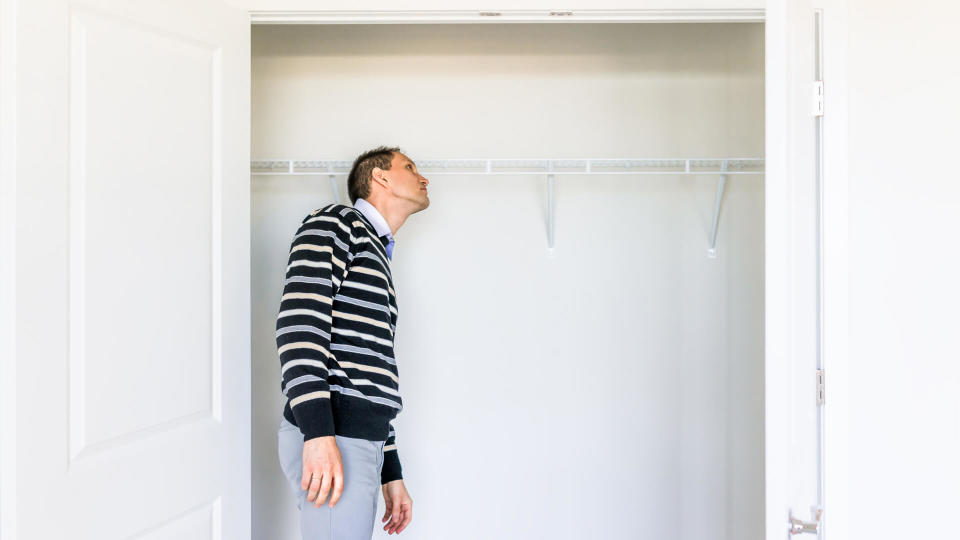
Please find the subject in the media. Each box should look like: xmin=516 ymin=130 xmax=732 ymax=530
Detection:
xmin=1 ymin=4 xmax=850 ymax=539
xmin=0 ymin=0 xmax=18 ymax=537
xmin=244 ymin=7 xmax=851 ymax=540
xmin=813 ymin=2 xmax=850 ymax=538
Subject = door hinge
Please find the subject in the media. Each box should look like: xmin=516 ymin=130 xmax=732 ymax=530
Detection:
xmin=816 ymin=369 xmax=825 ymax=406
xmin=813 ymin=80 xmax=824 ymax=117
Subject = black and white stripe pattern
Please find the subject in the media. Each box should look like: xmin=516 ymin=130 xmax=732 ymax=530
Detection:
xmin=277 ymin=203 xmax=404 ymax=484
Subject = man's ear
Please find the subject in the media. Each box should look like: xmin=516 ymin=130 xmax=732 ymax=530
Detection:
xmin=371 ymin=167 xmax=388 ymax=188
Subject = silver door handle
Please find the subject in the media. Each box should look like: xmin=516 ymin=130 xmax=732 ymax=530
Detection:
xmin=789 ymin=507 xmax=822 ymax=535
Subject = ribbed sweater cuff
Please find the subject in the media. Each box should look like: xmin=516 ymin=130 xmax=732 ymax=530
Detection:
xmin=291 ymin=398 xmax=336 ymax=441
xmin=381 ymin=450 xmax=403 ymax=485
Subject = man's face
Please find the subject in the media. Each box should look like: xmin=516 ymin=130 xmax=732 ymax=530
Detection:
xmin=387 ymin=152 xmax=430 ymax=210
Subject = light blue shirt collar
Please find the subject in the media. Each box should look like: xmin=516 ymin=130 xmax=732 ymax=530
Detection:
xmin=353 ymin=198 xmax=392 ymax=240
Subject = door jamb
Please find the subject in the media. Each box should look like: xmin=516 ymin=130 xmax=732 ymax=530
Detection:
xmin=816 ymin=1 xmax=850 ymax=539
xmin=246 ymin=8 xmax=811 ymax=540
xmin=0 ymin=0 xmax=18 ymax=538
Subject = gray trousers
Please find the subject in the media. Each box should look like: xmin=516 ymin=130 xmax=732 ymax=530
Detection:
xmin=278 ymin=416 xmax=387 ymax=540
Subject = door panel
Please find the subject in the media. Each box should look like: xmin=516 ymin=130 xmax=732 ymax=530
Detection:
xmin=14 ymin=0 xmax=249 ymax=537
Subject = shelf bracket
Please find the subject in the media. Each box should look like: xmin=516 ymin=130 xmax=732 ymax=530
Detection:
xmin=546 ymin=165 xmax=556 ymax=255
xmin=707 ymin=160 xmax=729 ymax=258
xmin=327 ymin=162 xmax=341 ymax=204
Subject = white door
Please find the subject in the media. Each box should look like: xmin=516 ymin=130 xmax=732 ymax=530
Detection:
xmin=9 ymin=0 xmax=250 ymax=537
xmin=766 ymin=0 xmax=825 ymax=538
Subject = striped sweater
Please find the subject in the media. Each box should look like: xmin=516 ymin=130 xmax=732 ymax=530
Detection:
xmin=276 ymin=202 xmax=404 ymax=485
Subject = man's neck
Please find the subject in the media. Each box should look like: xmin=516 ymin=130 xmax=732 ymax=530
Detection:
xmin=364 ymin=197 xmax=409 ymax=237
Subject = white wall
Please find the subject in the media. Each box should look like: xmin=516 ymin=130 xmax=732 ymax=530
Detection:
xmin=250 ymin=23 xmax=765 ymax=539
xmin=843 ymin=1 xmax=960 ymax=538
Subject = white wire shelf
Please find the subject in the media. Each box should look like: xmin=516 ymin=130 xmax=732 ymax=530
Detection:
xmin=251 ymin=157 xmax=765 ymax=259
xmin=251 ymin=158 xmax=765 ymax=176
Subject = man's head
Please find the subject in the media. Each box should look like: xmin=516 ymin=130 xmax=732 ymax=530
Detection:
xmin=348 ymin=146 xmax=430 ymax=214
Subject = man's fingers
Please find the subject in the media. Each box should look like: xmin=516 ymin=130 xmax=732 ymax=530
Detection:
xmin=386 ymin=507 xmax=402 ymax=533
xmin=301 ymin=467 xmax=311 ymax=491
xmin=382 ymin=497 xmax=392 ymax=522
xmin=382 ymin=501 xmax=395 ymax=528
xmin=384 ymin=500 xmax=412 ymax=534
xmin=305 ymin=473 xmax=321 ymax=502
xmin=328 ymin=468 xmax=344 ymax=507
xmin=314 ymin=473 xmax=332 ymax=507
xmin=397 ymin=506 xmax=412 ymax=533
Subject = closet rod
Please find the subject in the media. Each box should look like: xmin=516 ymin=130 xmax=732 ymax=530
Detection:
xmin=251 ymin=158 xmax=764 ymax=258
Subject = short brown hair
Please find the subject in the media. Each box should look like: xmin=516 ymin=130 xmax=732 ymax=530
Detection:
xmin=348 ymin=145 xmax=401 ymax=204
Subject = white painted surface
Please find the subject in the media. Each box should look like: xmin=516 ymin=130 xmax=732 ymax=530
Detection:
xmin=0 ymin=0 xmax=18 ymax=538
xmin=819 ymin=2 xmax=851 ymax=539
xmin=250 ymin=23 xmax=765 ymax=540
xmin=5 ymin=1 xmax=953 ymax=538
xmin=763 ymin=0 xmax=822 ymax=537
xmin=774 ymin=2 xmax=960 ymax=538
xmin=842 ymin=1 xmax=960 ymax=538
xmin=230 ymin=0 xmax=765 ymax=14
xmin=3 ymin=0 xmax=251 ymax=538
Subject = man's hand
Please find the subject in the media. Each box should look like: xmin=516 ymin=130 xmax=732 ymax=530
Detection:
xmin=381 ymin=479 xmax=412 ymax=534
xmin=301 ymin=436 xmax=344 ymax=508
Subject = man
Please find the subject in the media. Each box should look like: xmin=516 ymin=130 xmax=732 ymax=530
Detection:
xmin=276 ymin=146 xmax=429 ymax=538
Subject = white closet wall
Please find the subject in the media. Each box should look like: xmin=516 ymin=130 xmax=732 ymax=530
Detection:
xmin=251 ymin=23 xmax=764 ymax=540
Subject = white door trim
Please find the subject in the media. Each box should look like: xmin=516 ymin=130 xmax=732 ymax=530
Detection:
xmin=248 ymin=8 xmax=766 ymax=24
xmin=0 ymin=0 xmax=18 ymax=537
xmin=818 ymin=1 xmax=850 ymax=538
xmin=243 ymin=8 xmax=820 ymax=540
xmin=763 ymin=2 xmax=794 ymax=536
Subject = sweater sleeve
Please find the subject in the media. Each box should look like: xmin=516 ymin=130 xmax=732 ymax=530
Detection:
xmin=381 ymin=420 xmax=403 ymax=485
xmin=276 ymin=208 xmax=355 ymax=442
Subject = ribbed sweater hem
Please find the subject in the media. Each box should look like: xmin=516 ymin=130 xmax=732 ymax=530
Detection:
xmin=282 ymin=391 xmax=395 ymax=442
